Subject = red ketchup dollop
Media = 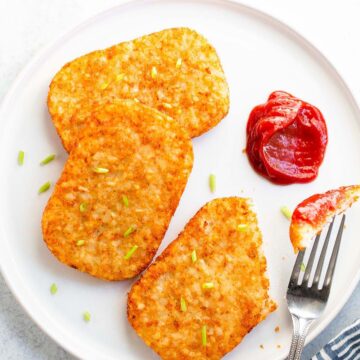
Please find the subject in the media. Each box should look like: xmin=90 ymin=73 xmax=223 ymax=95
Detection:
xmin=246 ymin=91 xmax=328 ymax=184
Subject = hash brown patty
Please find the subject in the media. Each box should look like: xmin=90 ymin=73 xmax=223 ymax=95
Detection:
xmin=48 ymin=27 xmax=230 ymax=151
xmin=42 ymin=100 xmax=193 ymax=280
xmin=127 ymin=197 xmax=276 ymax=359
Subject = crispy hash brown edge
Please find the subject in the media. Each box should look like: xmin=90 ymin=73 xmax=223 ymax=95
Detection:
xmin=127 ymin=197 xmax=277 ymax=359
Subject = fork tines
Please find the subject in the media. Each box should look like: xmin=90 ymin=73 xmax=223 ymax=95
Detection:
xmin=289 ymin=215 xmax=346 ymax=291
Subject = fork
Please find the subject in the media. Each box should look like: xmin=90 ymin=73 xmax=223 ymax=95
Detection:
xmin=286 ymin=215 xmax=346 ymax=360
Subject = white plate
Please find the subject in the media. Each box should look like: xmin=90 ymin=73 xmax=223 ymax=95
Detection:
xmin=1 ymin=0 xmax=360 ymax=359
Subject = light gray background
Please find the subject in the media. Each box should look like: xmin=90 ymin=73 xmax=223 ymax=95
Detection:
xmin=1 ymin=1 xmax=360 ymax=359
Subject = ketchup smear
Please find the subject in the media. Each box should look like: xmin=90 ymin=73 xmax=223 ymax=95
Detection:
xmin=246 ymin=91 xmax=328 ymax=184
xmin=290 ymin=185 xmax=360 ymax=251
xmin=292 ymin=189 xmax=346 ymax=228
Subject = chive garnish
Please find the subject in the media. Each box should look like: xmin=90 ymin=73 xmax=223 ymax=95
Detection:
xmin=50 ymin=283 xmax=58 ymax=295
xmin=93 ymin=167 xmax=109 ymax=174
xmin=237 ymin=224 xmax=247 ymax=232
xmin=300 ymin=263 xmax=306 ymax=272
xmin=18 ymin=151 xmax=25 ymax=165
xmin=176 ymin=58 xmax=182 ymax=68
xmin=151 ymin=66 xmax=157 ymax=79
xmin=79 ymin=202 xmax=88 ymax=213
xmin=191 ymin=250 xmax=197 ymax=263
xmin=202 ymin=325 xmax=207 ymax=346
xmin=83 ymin=311 xmax=91 ymax=322
xmin=124 ymin=226 xmax=136 ymax=238
xmin=280 ymin=206 xmax=292 ymax=220
xmin=76 ymin=240 xmax=85 ymax=247
xmin=122 ymin=195 xmax=129 ymax=207
xmin=162 ymin=102 xmax=172 ymax=109
xmin=180 ymin=297 xmax=187 ymax=312
xmin=209 ymin=174 xmax=216 ymax=193
xmin=40 ymin=154 xmax=55 ymax=165
xmin=38 ymin=181 xmax=51 ymax=194
xmin=202 ymin=282 xmax=214 ymax=290
xmin=124 ymin=245 xmax=138 ymax=260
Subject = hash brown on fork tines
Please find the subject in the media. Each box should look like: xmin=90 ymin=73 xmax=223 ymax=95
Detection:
xmin=42 ymin=100 xmax=193 ymax=280
xmin=127 ymin=197 xmax=276 ymax=359
xmin=48 ymin=27 xmax=230 ymax=151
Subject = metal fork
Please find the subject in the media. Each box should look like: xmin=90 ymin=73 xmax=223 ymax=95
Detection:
xmin=286 ymin=215 xmax=346 ymax=360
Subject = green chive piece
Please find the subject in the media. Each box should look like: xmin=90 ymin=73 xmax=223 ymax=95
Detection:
xmin=202 ymin=325 xmax=207 ymax=346
xmin=124 ymin=226 xmax=136 ymax=238
xmin=83 ymin=311 xmax=91 ymax=322
xmin=280 ymin=206 xmax=292 ymax=220
xmin=300 ymin=263 xmax=306 ymax=272
xmin=79 ymin=202 xmax=88 ymax=213
xmin=76 ymin=240 xmax=85 ymax=247
xmin=191 ymin=250 xmax=197 ymax=263
xmin=18 ymin=150 xmax=25 ymax=165
xmin=124 ymin=245 xmax=138 ymax=260
xmin=237 ymin=224 xmax=247 ymax=232
xmin=38 ymin=181 xmax=51 ymax=194
xmin=180 ymin=297 xmax=187 ymax=312
xmin=50 ymin=283 xmax=58 ymax=295
xmin=176 ymin=57 xmax=182 ymax=68
xmin=202 ymin=282 xmax=214 ymax=290
xmin=151 ymin=66 xmax=158 ymax=79
xmin=116 ymin=73 xmax=125 ymax=82
xmin=93 ymin=167 xmax=109 ymax=174
xmin=40 ymin=153 xmax=56 ymax=165
xmin=209 ymin=174 xmax=216 ymax=193
xmin=122 ymin=195 xmax=129 ymax=207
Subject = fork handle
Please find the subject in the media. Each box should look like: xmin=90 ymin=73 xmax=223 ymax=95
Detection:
xmin=287 ymin=314 xmax=313 ymax=360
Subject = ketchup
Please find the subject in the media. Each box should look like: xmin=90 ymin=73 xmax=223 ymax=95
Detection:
xmin=290 ymin=185 xmax=360 ymax=251
xmin=246 ymin=91 xmax=328 ymax=184
xmin=292 ymin=189 xmax=345 ymax=228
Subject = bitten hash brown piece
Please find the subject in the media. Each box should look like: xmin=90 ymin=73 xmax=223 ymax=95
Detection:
xmin=48 ymin=27 xmax=230 ymax=151
xmin=290 ymin=185 xmax=360 ymax=252
xmin=42 ymin=100 xmax=193 ymax=280
xmin=128 ymin=197 xmax=276 ymax=359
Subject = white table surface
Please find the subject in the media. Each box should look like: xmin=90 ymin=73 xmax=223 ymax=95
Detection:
xmin=1 ymin=1 xmax=360 ymax=359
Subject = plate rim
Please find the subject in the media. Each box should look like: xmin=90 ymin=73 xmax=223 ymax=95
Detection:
xmin=0 ymin=0 xmax=359 ymax=359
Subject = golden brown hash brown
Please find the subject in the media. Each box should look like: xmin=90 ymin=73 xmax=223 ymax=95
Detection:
xmin=42 ymin=100 xmax=193 ymax=281
xmin=128 ymin=197 xmax=277 ymax=359
xmin=48 ymin=27 xmax=230 ymax=151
